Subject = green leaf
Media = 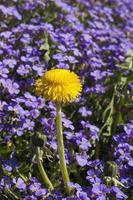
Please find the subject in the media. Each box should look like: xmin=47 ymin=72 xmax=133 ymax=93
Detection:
xmin=40 ymin=34 xmax=50 ymax=62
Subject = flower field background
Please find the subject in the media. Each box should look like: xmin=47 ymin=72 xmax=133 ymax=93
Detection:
xmin=0 ymin=0 xmax=133 ymax=199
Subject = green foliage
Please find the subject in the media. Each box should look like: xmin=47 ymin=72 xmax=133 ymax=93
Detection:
xmin=100 ymin=50 xmax=133 ymax=138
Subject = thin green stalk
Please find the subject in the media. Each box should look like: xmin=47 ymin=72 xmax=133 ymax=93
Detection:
xmin=56 ymin=102 xmax=71 ymax=194
xmin=36 ymin=147 xmax=54 ymax=191
xmin=95 ymin=140 xmax=100 ymax=159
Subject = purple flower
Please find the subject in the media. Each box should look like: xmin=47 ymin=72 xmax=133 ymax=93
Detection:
xmin=76 ymin=153 xmax=88 ymax=167
xmin=56 ymin=62 xmax=70 ymax=69
xmin=4 ymin=164 xmax=12 ymax=172
xmin=90 ymin=70 xmax=107 ymax=81
xmin=3 ymin=58 xmax=17 ymax=68
xmin=76 ymin=137 xmax=91 ymax=151
xmin=33 ymin=65 xmax=44 ymax=76
xmin=35 ymin=188 xmax=47 ymax=196
xmin=1 ymin=79 xmax=20 ymax=95
xmin=128 ymin=159 xmax=133 ymax=167
xmin=78 ymin=107 xmax=92 ymax=117
xmin=8 ymin=104 xmax=25 ymax=116
xmin=29 ymin=179 xmax=48 ymax=197
xmin=49 ymin=140 xmax=57 ymax=150
xmin=62 ymin=118 xmax=74 ymax=130
xmin=0 ymin=100 xmax=7 ymax=111
xmin=64 ymin=131 xmax=75 ymax=140
xmin=13 ymin=178 xmax=26 ymax=190
xmin=30 ymin=109 xmax=40 ymax=119
xmin=80 ymin=121 xmax=99 ymax=142
xmin=36 ymin=97 xmax=45 ymax=109
xmin=76 ymin=191 xmax=90 ymax=200
xmin=92 ymin=184 xmax=109 ymax=200
xmin=0 ymin=5 xmax=22 ymax=20
xmin=0 ymin=65 xmax=9 ymax=78
xmin=0 ymin=176 xmax=12 ymax=189
xmin=24 ymin=195 xmax=37 ymax=200
xmin=20 ymin=34 xmax=31 ymax=44
xmin=68 ymin=182 xmax=82 ymax=191
xmin=17 ymin=65 xmax=30 ymax=76
xmin=111 ymin=186 xmax=128 ymax=199
xmin=0 ymin=31 xmax=12 ymax=39
xmin=86 ymin=169 xmax=101 ymax=184
xmin=17 ymin=129 xmax=24 ymax=136
xmin=29 ymin=182 xmax=41 ymax=192
xmin=23 ymin=119 xmax=35 ymax=131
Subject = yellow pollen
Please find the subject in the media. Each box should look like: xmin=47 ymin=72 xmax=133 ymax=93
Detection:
xmin=35 ymin=69 xmax=82 ymax=103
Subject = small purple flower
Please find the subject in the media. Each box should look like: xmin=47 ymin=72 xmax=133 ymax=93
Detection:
xmin=90 ymin=70 xmax=107 ymax=81
xmin=1 ymin=79 xmax=20 ymax=95
xmin=29 ymin=180 xmax=48 ymax=197
xmin=4 ymin=164 xmax=12 ymax=172
xmin=92 ymin=184 xmax=109 ymax=200
xmin=35 ymin=188 xmax=47 ymax=196
xmin=8 ymin=104 xmax=25 ymax=116
xmin=49 ymin=140 xmax=57 ymax=150
xmin=23 ymin=119 xmax=35 ymax=131
xmin=0 ymin=65 xmax=9 ymax=78
xmin=86 ymin=169 xmax=101 ymax=184
xmin=76 ymin=153 xmax=88 ymax=167
xmin=79 ymin=107 xmax=92 ymax=117
xmin=68 ymin=182 xmax=82 ymax=191
xmin=66 ymin=55 xmax=78 ymax=63
xmin=0 ymin=176 xmax=12 ymax=189
xmin=17 ymin=64 xmax=30 ymax=76
xmin=24 ymin=195 xmax=37 ymax=200
xmin=30 ymin=109 xmax=40 ymax=119
xmin=0 ymin=5 xmax=22 ymax=20
xmin=3 ymin=58 xmax=17 ymax=69
xmin=128 ymin=159 xmax=133 ymax=167
xmin=0 ymin=100 xmax=7 ymax=111
xmin=77 ymin=191 xmax=90 ymax=200
xmin=16 ymin=128 xmax=24 ymax=136
xmin=29 ymin=182 xmax=41 ymax=192
xmin=20 ymin=34 xmax=31 ymax=44
xmin=64 ymin=131 xmax=75 ymax=140
xmin=33 ymin=65 xmax=44 ymax=76
xmin=0 ymin=31 xmax=12 ymax=39
xmin=36 ymin=97 xmax=45 ymax=109
xmin=62 ymin=118 xmax=74 ymax=130
xmin=111 ymin=186 xmax=128 ymax=199
xmin=56 ymin=62 xmax=70 ymax=69
xmin=76 ymin=137 xmax=91 ymax=151
xmin=13 ymin=178 xmax=26 ymax=190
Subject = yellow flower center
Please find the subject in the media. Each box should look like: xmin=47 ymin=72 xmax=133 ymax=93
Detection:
xmin=35 ymin=69 xmax=82 ymax=103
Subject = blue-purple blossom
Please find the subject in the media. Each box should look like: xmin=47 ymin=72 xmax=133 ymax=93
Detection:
xmin=76 ymin=138 xmax=91 ymax=151
xmin=0 ymin=65 xmax=9 ymax=78
xmin=13 ymin=178 xmax=26 ymax=190
xmin=111 ymin=186 xmax=128 ymax=199
xmin=76 ymin=153 xmax=88 ymax=167
xmin=78 ymin=107 xmax=92 ymax=117
xmin=23 ymin=119 xmax=35 ymax=131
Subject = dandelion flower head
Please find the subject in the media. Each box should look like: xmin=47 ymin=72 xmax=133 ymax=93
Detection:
xmin=35 ymin=69 xmax=82 ymax=103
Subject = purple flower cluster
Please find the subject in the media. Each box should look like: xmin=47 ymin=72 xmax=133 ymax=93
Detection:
xmin=113 ymin=121 xmax=133 ymax=190
xmin=0 ymin=176 xmax=49 ymax=199
xmin=0 ymin=0 xmax=133 ymax=199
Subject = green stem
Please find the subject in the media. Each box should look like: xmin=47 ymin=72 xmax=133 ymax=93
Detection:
xmin=36 ymin=147 xmax=54 ymax=191
xmin=56 ymin=102 xmax=71 ymax=194
xmin=95 ymin=140 xmax=100 ymax=159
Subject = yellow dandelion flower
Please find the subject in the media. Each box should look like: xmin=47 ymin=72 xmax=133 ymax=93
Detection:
xmin=35 ymin=69 xmax=82 ymax=103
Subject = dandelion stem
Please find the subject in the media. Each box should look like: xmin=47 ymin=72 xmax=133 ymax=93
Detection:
xmin=36 ymin=146 xmax=54 ymax=191
xmin=56 ymin=102 xmax=71 ymax=194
